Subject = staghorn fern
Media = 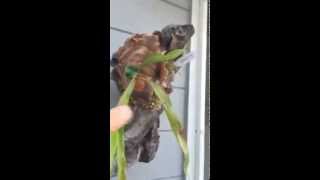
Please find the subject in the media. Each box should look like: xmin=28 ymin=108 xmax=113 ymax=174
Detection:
xmin=110 ymin=50 xmax=189 ymax=179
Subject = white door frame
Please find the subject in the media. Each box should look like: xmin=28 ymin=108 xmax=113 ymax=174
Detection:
xmin=187 ymin=0 xmax=209 ymax=180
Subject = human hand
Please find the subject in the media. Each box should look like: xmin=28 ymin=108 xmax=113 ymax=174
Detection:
xmin=110 ymin=105 xmax=133 ymax=132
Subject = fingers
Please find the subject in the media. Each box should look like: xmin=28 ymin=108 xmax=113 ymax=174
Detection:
xmin=110 ymin=105 xmax=133 ymax=132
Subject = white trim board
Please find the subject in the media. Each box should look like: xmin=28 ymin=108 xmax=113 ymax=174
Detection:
xmin=186 ymin=0 xmax=208 ymax=180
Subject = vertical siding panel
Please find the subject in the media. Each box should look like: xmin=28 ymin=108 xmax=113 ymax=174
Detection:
xmin=162 ymin=0 xmax=192 ymax=11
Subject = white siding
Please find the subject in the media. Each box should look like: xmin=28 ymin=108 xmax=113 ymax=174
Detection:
xmin=110 ymin=0 xmax=190 ymax=33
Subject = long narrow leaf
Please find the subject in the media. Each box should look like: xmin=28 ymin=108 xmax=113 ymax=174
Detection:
xmin=164 ymin=49 xmax=184 ymax=61
xmin=150 ymin=82 xmax=189 ymax=175
xmin=149 ymin=81 xmax=172 ymax=107
xmin=110 ymin=132 xmax=118 ymax=176
xmin=142 ymin=49 xmax=184 ymax=66
xmin=116 ymin=128 xmax=127 ymax=180
xmin=163 ymin=104 xmax=189 ymax=175
xmin=118 ymin=76 xmax=136 ymax=106
xmin=142 ymin=53 xmax=166 ymax=66
xmin=110 ymin=76 xmax=136 ymax=179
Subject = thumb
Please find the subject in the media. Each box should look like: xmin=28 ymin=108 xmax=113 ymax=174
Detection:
xmin=110 ymin=105 xmax=133 ymax=132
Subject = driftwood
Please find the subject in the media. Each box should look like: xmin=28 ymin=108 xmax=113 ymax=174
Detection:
xmin=110 ymin=24 xmax=195 ymax=172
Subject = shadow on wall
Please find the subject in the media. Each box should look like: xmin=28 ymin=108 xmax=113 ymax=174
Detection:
xmin=110 ymin=80 xmax=120 ymax=108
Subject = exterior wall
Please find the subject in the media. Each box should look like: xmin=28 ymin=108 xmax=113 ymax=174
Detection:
xmin=110 ymin=0 xmax=192 ymax=179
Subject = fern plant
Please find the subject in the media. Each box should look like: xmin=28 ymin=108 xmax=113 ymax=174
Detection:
xmin=110 ymin=49 xmax=189 ymax=180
